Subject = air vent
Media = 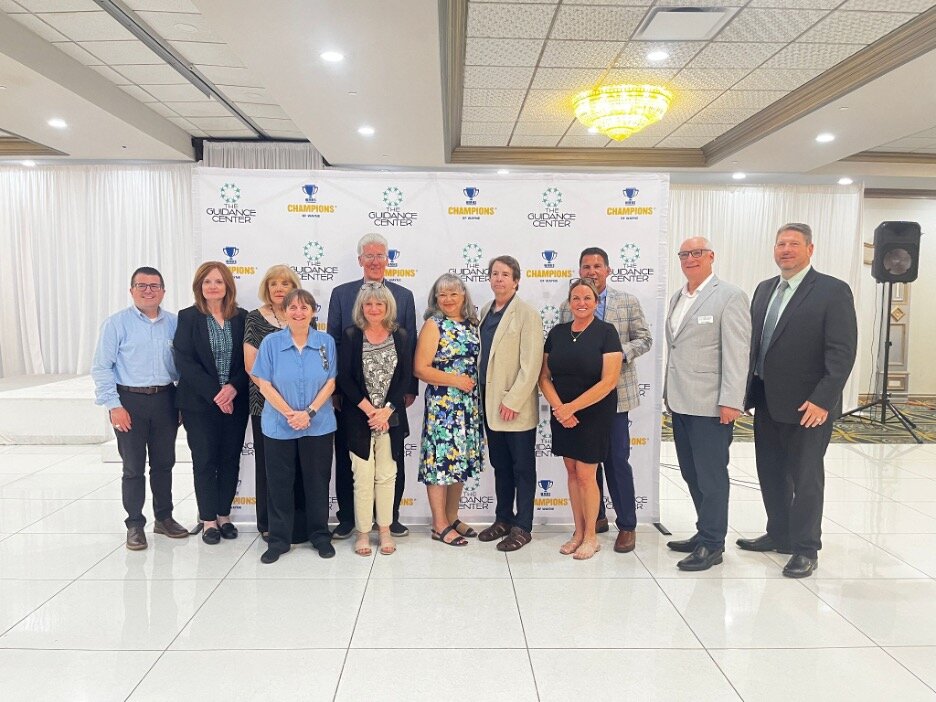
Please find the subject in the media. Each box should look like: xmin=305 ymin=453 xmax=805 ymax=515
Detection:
xmin=634 ymin=6 xmax=739 ymax=41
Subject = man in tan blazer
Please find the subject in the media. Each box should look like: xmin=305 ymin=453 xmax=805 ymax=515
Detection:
xmin=476 ymin=255 xmax=544 ymax=551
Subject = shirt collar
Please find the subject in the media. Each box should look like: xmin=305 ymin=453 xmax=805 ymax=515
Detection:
xmin=781 ymin=264 xmax=811 ymax=290
xmin=490 ymin=294 xmax=514 ymax=316
xmin=274 ymin=327 xmax=325 ymax=351
xmin=130 ymin=304 xmax=165 ymax=322
xmin=682 ymin=272 xmax=714 ymax=297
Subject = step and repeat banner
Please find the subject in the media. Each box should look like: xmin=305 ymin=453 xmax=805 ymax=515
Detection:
xmin=193 ymin=167 xmax=669 ymax=525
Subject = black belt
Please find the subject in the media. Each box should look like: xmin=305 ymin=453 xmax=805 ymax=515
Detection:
xmin=117 ymin=384 xmax=173 ymax=395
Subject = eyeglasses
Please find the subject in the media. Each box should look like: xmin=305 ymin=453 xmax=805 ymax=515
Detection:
xmin=361 ymin=254 xmax=388 ymax=262
xmin=676 ymin=249 xmax=711 ymax=260
xmin=132 ymin=283 xmax=164 ymax=291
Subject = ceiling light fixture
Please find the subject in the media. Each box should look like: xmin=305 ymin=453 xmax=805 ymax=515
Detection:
xmin=20 ymin=160 xmax=36 ymax=167
xmin=321 ymin=51 xmax=344 ymax=63
xmin=573 ymin=84 xmax=672 ymax=141
xmin=815 ymin=132 xmax=835 ymax=143
xmin=838 ymin=177 xmax=853 ymax=185
xmin=732 ymin=172 xmax=746 ymax=180
xmin=357 ymin=126 xmax=375 ymax=136
xmin=47 ymin=118 xmax=68 ymax=129
xmin=646 ymin=50 xmax=669 ymax=62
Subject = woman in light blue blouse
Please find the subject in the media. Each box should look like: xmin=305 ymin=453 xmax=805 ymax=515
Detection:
xmin=251 ymin=289 xmax=337 ymax=563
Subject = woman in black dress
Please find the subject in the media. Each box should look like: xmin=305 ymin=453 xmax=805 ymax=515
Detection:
xmin=538 ymin=278 xmax=622 ymax=560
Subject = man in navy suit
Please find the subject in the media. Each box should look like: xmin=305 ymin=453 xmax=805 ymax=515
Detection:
xmin=739 ymin=223 xmax=857 ymax=578
xmin=327 ymin=233 xmax=418 ymax=539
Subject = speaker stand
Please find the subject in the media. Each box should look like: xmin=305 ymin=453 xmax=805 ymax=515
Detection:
xmin=840 ymin=281 xmax=923 ymax=444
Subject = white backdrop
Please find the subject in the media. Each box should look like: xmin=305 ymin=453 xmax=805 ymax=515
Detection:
xmin=194 ymin=167 xmax=669 ymax=525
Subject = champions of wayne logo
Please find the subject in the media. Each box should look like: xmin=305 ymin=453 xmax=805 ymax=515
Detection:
xmin=368 ymin=187 xmax=418 ymax=227
xmin=291 ymin=241 xmax=339 ymax=281
xmin=526 ymin=249 xmax=573 ymax=281
xmin=448 ymin=186 xmax=495 ymax=219
xmin=206 ymin=182 xmax=257 ymax=224
xmin=528 ymin=187 xmax=576 ymax=228
xmin=607 ymin=187 xmax=654 ymax=218
xmin=383 ymin=249 xmax=417 ymax=279
xmin=287 ymin=184 xmax=337 ymax=218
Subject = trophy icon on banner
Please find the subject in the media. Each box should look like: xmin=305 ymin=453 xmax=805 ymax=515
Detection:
xmin=538 ymin=479 xmax=554 ymax=495
xmin=623 ymin=187 xmax=639 ymax=205
xmin=302 ymin=183 xmax=318 ymax=203
xmin=463 ymin=187 xmax=479 ymax=205
xmin=222 ymin=246 xmax=239 ymax=264
xmin=541 ymin=250 xmax=558 ymax=268
xmin=387 ymin=249 xmax=400 ymax=268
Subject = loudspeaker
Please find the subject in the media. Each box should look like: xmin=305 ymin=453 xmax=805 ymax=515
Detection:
xmin=872 ymin=221 xmax=922 ymax=283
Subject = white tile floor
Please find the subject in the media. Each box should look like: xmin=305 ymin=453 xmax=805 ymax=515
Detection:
xmin=0 ymin=442 xmax=935 ymax=701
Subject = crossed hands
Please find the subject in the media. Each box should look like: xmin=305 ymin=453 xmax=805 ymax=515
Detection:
xmin=552 ymin=403 xmax=579 ymax=428
xmin=213 ymin=384 xmax=237 ymax=414
xmin=366 ymin=406 xmax=393 ymax=433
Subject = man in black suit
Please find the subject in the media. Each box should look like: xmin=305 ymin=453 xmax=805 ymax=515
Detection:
xmin=327 ymin=233 xmax=418 ymax=539
xmin=738 ymin=223 xmax=857 ymax=578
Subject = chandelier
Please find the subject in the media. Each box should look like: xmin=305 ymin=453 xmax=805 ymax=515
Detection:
xmin=572 ymin=84 xmax=673 ymax=141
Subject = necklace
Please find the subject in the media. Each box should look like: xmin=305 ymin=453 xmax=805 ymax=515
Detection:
xmin=268 ymin=306 xmax=286 ymax=328
xmin=570 ymin=320 xmax=592 ymax=343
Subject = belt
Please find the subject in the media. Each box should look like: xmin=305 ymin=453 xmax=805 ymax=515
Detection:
xmin=117 ymin=384 xmax=173 ymax=395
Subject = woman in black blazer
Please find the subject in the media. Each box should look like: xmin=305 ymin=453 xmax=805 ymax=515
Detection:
xmin=336 ymin=282 xmax=412 ymax=556
xmin=174 ymin=261 xmax=250 ymax=545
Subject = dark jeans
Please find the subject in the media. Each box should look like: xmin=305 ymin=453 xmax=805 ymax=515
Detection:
xmin=115 ymin=388 xmax=179 ymax=528
xmin=601 ymin=411 xmax=636 ymax=531
xmin=252 ymin=414 xmax=308 ymax=541
xmin=484 ymin=420 xmax=536 ymax=533
xmin=334 ymin=405 xmax=406 ymax=526
xmin=182 ymin=405 xmax=249 ymax=522
xmin=264 ymin=433 xmax=334 ymax=554
xmin=671 ymin=412 xmax=733 ymax=550
xmin=752 ymin=379 xmax=831 ymax=559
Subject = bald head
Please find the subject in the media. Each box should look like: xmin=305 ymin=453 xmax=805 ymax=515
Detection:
xmin=678 ymin=236 xmax=715 ymax=291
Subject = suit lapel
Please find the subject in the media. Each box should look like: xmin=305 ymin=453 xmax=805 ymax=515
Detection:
xmin=768 ymin=268 xmax=817 ymax=350
xmin=487 ymin=298 xmax=517 ymax=360
xmin=673 ymin=278 xmax=719 ymax=339
xmin=665 ymin=290 xmax=680 ymax=344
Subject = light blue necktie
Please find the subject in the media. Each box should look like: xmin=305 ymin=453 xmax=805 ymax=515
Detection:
xmin=755 ymin=280 xmax=789 ymax=377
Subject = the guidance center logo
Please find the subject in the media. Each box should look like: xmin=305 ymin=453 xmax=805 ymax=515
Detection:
xmin=449 ymin=242 xmax=489 ymax=282
xmin=528 ymin=187 xmax=576 ymax=228
xmin=609 ymin=242 xmax=654 ymax=284
xmin=368 ymin=186 xmax=418 ymax=227
xmin=207 ymin=182 xmax=256 ymax=224
xmin=292 ymin=240 xmax=338 ymax=281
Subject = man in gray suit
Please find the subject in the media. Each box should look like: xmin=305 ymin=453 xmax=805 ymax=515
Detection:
xmin=664 ymin=237 xmax=751 ymax=571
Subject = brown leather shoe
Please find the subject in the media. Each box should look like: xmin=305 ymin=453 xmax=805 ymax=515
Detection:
xmin=154 ymin=517 xmax=189 ymax=538
xmin=595 ymin=517 xmax=610 ymax=533
xmin=614 ymin=529 xmax=636 ymax=553
xmin=478 ymin=521 xmax=511 ymax=543
xmin=126 ymin=526 xmax=147 ymax=551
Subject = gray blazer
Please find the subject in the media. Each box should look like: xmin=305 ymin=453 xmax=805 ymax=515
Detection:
xmin=663 ymin=275 xmax=751 ymax=417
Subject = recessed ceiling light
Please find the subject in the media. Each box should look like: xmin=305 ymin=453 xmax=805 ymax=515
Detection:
xmin=587 ymin=127 xmax=598 ymax=134
xmin=357 ymin=125 xmax=375 ymax=136
xmin=838 ymin=177 xmax=853 ymax=185
xmin=815 ymin=132 xmax=835 ymax=143
xmin=497 ymin=169 xmax=510 ymax=175
xmin=732 ymin=172 xmax=746 ymax=180
xmin=839 ymin=106 xmax=849 ymax=111
xmin=646 ymin=50 xmax=669 ymax=62
xmin=20 ymin=160 xmax=36 ymax=167
xmin=321 ymin=51 xmax=344 ymax=63
xmin=174 ymin=23 xmax=198 ymax=33
xmin=47 ymin=118 xmax=67 ymax=129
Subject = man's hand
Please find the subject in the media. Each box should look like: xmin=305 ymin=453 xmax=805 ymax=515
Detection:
xmin=110 ymin=407 xmax=132 ymax=432
xmin=499 ymin=403 xmax=518 ymax=422
xmin=719 ymin=406 xmax=742 ymax=424
xmin=797 ymin=400 xmax=829 ymax=428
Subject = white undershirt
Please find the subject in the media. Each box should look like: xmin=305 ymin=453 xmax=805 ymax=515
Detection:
xmin=670 ymin=273 xmax=714 ymax=334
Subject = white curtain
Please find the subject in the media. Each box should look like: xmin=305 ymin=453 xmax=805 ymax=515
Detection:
xmin=669 ymin=183 xmax=865 ymax=407
xmin=0 ymin=163 xmax=195 ymax=376
xmin=201 ymin=141 xmax=323 ymax=170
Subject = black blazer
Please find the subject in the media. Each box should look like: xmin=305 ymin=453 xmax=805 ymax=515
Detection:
xmin=745 ymin=268 xmax=857 ymax=423
xmin=336 ymin=326 xmax=412 ymax=461
xmin=174 ymin=305 xmax=249 ymax=413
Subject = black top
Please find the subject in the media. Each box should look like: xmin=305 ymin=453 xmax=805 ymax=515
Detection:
xmin=478 ymin=295 xmax=512 ymax=386
xmin=244 ymin=309 xmax=282 ymax=416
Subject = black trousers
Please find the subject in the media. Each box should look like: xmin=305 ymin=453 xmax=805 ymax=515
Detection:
xmin=751 ymin=378 xmax=832 ymax=559
xmin=182 ymin=405 xmax=249 ymax=521
xmin=115 ymin=388 xmax=179 ymax=528
xmin=601 ymin=412 xmax=636 ymax=530
xmin=484 ymin=420 xmax=536 ymax=533
xmin=672 ymin=412 xmax=733 ymax=550
xmin=251 ymin=414 xmax=308 ymax=541
xmin=334 ymin=406 xmax=406 ymax=526
xmin=264 ymin=433 xmax=333 ymax=554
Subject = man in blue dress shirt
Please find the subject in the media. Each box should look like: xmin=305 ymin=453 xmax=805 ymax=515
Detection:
xmin=91 ymin=267 xmax=189 ymax=550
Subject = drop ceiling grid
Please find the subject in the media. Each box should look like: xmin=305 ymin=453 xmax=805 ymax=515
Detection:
xmin=461 ymin=0 xmax=934 ymax=149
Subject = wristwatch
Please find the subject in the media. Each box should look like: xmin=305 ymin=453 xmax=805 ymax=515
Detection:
xmin=306 ymin=406 xmax=317 ymax=419
xmin=386 ymin=402 xmax=395 ymax=412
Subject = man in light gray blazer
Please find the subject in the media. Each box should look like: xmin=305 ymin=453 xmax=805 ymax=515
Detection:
xmin=664 ymin=237 xmax=751 ymax=571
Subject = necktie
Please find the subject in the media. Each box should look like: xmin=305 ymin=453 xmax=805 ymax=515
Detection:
xmin=755 ymin=280 xmax=789 ymax=377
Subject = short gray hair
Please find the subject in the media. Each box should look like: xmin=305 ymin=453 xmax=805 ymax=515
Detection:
xmin=424 ymin=273 xmax=479 ymax=325
xmin=776 ymin=223 xmax=812 ymax=246
xmin=351 ymin=282 xmax=398 ymax=332
xmin=357 ymin=233 xmax=388 ymax=255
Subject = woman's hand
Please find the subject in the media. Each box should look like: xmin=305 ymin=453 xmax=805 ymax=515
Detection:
xmin=214 ymin=384 xmax=237 ymax=407
xmin=452 ymin=374 xmax=476 ymax=393
xmin=218 ymin=399 xmax=234 ymax=415
xmin=559 ymin=415 xmax=579 ymax=429
xmin=367 ymin=406 xmax=394 ymax=429
xmin=285 ymin=409 xmax=310 ymax=430
xmin=553 ymin=402 xmax=577 ymax=423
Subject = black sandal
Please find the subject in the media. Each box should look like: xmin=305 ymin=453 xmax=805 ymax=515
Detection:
xmin=451 ymin=519 xmax=478 ymax=538
xmin=431 ymin=526 xmax=468 ymax=547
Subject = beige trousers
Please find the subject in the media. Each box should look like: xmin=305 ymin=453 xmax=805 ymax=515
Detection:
xmin=351 ymin=433 xmax=397 ymax=533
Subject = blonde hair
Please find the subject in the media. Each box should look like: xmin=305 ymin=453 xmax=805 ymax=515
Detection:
xmin=192 ymin=261 xmax=239 ymax=319
xmin=352 ymin=282 xmax=398 ymax=331
xmin=257 ymin=264 xmax=301 ymax=307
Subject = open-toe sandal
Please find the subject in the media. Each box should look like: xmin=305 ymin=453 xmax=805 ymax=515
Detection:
xmin=354 ymin=534 xmax=372 ymax=557
xmin=560 ymin=536 xmax=582 ymax=555
xmin=573 ymin=540 xmax=601 ymax=560
xmin=379 ymin=533 xmax=396 ymax=555
xmin=431 ymin=525 xmax=468 ymax=547
xmin=451 ymin=519 xmax=478 ymax=538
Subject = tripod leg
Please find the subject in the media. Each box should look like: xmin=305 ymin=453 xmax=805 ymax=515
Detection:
xmin=889 ymin=403 xmax=919 ymax=429
xmin=885 ymin=401 xmax=923 ymax=443
xmin=840 ymin=400 xmax=884 ymax=420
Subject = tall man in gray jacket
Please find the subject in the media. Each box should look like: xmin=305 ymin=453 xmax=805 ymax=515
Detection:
xmin=663 ymin=237 xmax=751 ymax=571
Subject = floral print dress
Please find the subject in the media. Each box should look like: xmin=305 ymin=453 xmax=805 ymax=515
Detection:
xmin=418 ymin=315 xmax=485 ymax=485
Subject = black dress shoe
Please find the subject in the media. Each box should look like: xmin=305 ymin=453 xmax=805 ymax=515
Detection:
xmin=736 ymin=534 xmax=792 ymax=554
xmin=666 ymin=537 xmax=698 ymax=553
xmin=782 ymin=554 xmax=818 ymax=578
xmin=126 ymin=526 xmax=147 ymax=551
xmin=260 ymin=548 xmax=281 ymax=564
xmin=202 ymin=527 xmax=221 ymax=545
xmin=314 ymin=541 xmax=336 ymax=558
xmin=331 ymin=522 xmax=354 ymax=539
xmin=677 ymin=544 xmax=724 ymax=571
xmin=219 ymin=522 xmax=238 ymax=539
xmin=595 ymin=517 xmax=610 ymax=534
xmin=389 ymin=521 xmax=410 ymax=537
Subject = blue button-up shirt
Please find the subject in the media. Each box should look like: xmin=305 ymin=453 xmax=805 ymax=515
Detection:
xmin=251 ymin=328 xmax=337 ymax=440
xmin=91 ymin=305 xmax=178 ymax=410
xmin=596 ymin=288 xmax=608 ymax=321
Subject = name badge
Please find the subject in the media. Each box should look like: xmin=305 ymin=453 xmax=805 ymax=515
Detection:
xmin=697 ymin=315 xmax=714 ymax=324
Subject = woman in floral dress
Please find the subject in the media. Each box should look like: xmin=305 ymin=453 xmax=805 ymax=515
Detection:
xmin=414 ymin=273 xmax=485 ymax=546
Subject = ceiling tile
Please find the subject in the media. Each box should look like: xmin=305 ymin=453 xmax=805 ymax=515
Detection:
xmin=138 ymin=83 xmax=209 ymax=101
xmin=144 ymin=102 xmax=180 ymax=118
xmin=76 ymin=40 xmax=162 ymax=65
xmin=689 ymin=106 xmax=760 ymax=123
xmin=607 ymin=135 xmax=663 ymax=147
xmin=909 ymin=126 xmax=936 ymax=139
xmin=461 ymin=122 xmax=515 ymax=136
xmin=169 ymin=41 xmax=245 ymax=67
xmin=213 ymin=85 xmax=271 ymax=102
xmin=118 ymin=84 xmax=156 ymax=103
xmin=604 ymin=67 xmax=678 ymax=85
xmin=239 ymin=103 xmax=290 ymax=120
xmin=38 ymin=11 xmax=134 ymax=42
xmin=202 ymin=129 xmax=257 ymax=137
xmin=668 ymin=123 xmax=733 ymax=138
xmin=90 ymin=64 xmax=130 ymax=84
xmin=465 ymin=38 xmax=544 ymax=66
xmin=464 ymin=65 xmax=535 ymax=89
xmin=558 ymin=134 xmax=612 ymax=148
xmin=463 ymin=89 xmax=527 ymax=109
xmin=655 ymin=0 xmax=743 ymax=5
xmin=530 ymin=67 xmax=606 ymax=90
xmin=253 ymin=117 xmax=297 ymax=131
xmin=467 ymin=3 xmax=556 ymax=39
xmin=513 ymin=120 xmax=574 ymax=136
xmin=8 ymin=14 xmax=69 ymax=42
xmin=135 ymin=11 xmax=224 ymax=43
xmin=669 ymin=68 xmax=750 ymax=90
xmin=882 ymin=137 xmax=936 ymax=149
xmin=113 ymin=64 xmax=186 ymax=84
xmin=15 ymin=0 xmax=98 ymax=10
xmin=539 ymin=40 xmax=623 ymax=68
xmin=470 ymin=0 xmax=557 ymax=3
xmin=687 ymin=42 xmax=785 ymax=69
xmin=462 ymin=134 xmax=510 ymax=146
xmin=562 ymin=0 xmax=651 ymax=4
xmin=732 ymin=67 xmax=823 ymax=90
xmin=0 ymin=0 xmax=26 ymax=9
xmin=509 ymin=135 xmax=561 ymax=147
xmin=763 ymin=42 xmax=864 ymax=69
xmin=748 ymin=0 xmax=838 ymax=7
xmin=655 ymin=135 xmax=710 ymax=148
xmin=196 ymin=65 xmax=261 ymax=87
xmin=462 ymin=105 xmax=523 ymax=121
xmin=841 ymin=0 xmax=935 ymax=10
xmin=715 ymin=8 xmax=829 ymax=43
xmin=123 ymin=0 xmax=201 ymax=11
xmin=517 ymin=90 xmax=574 ymax=121
xmin=551 ymin=6 xmax=646 ymax=41
xmin=166 ymin=115 xmax=197 ymax=132
xmin=799 ymin=11 xmax=916 ymax=44
xmin=614 ymin=41 xmax=705 ymax=69
xmin=667 ymin=90 xmax=723 ymax=114
xmin=52 ymin=41 xmax=101 ymax=65
xmin=705 ymin=90 xmax=787 ymax=110
xmin=163 ymin=101 xmax=232 ymax=118
xmin=185 ymin=116 xmax=248 ymax=130
xmin=265 ymin=130 xmax=307 ymax=139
